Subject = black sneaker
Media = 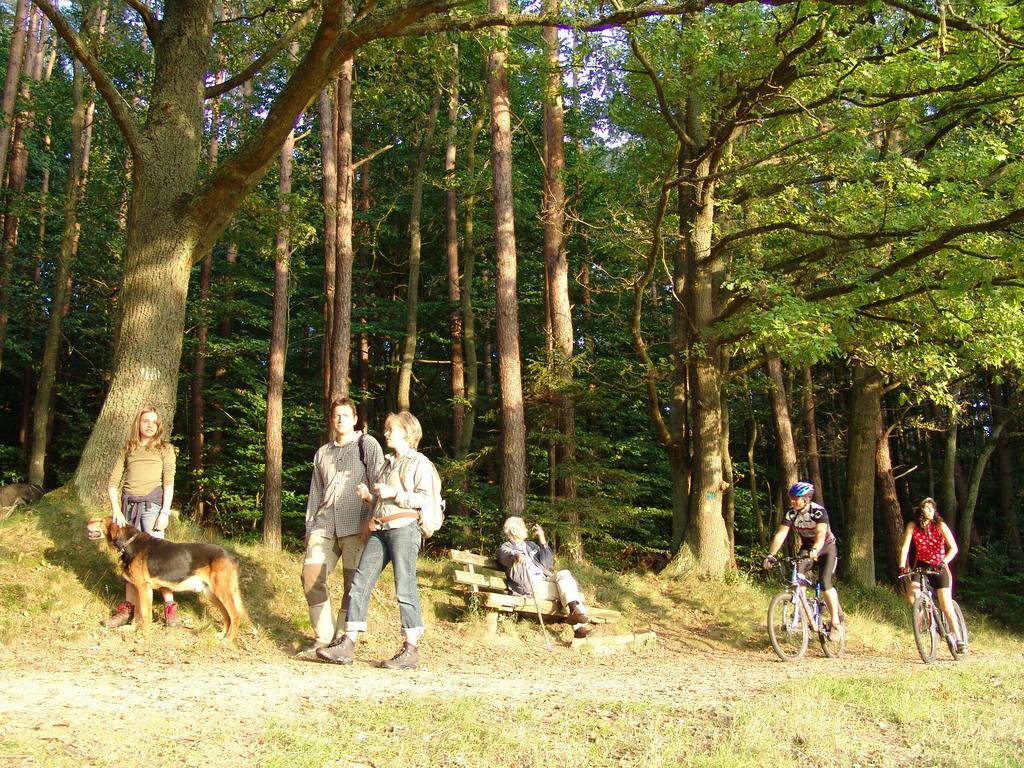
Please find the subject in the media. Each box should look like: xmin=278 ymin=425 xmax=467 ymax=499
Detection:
xmin=379 ymin=642 xmax=419 ymax=670
xmin=316 ymin=635 xmax=355 ymax=665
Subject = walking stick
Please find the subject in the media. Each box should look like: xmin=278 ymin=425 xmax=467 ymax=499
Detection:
xmin=524 ymin=563 xmax=553 ymax=652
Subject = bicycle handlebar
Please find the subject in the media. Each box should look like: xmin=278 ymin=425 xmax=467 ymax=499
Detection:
xmin=897 ymin=565 xmax=944 ymax=580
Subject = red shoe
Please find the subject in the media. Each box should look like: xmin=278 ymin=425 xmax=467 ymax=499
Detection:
xmin=102 ymin=602 xmax=134 ymax=628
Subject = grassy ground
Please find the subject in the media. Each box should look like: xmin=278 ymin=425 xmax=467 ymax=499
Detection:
xmin=1 ymin=494 xmax=1023 ymax=768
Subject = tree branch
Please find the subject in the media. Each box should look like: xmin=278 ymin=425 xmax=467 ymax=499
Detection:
xmin=121 ymin=0 xmax=158 ymax=41
xmin=205 ymin=2 xmax=319 ymax=100
xmin=32 ymin=0 xmax=144 ymax=160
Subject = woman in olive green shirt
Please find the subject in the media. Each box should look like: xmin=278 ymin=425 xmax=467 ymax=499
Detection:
xmin=101 ymin=406 xmax=178 ymax=629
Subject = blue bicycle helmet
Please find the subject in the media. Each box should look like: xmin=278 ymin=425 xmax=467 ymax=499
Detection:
xmin=788 ymin=481 xmax=814 ymax=498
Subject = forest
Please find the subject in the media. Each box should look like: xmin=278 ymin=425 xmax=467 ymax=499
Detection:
xmin=0 ymin=0 xmax=1023 ymax=621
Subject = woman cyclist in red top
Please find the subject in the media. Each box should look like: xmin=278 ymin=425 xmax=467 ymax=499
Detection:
xmin=898 ymin=497 xmax=963 ymax=652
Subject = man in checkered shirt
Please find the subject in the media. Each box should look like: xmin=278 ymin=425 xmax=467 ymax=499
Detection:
xmin=299 ymin=398 xmax=384 ymax=654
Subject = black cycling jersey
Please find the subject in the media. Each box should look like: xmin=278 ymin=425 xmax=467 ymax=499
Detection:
xmin=783 ymin=501 xmax=836 ymax=548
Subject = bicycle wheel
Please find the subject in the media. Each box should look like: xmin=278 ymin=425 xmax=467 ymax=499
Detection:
xmin=768 ymin=591 xmax=809 ymax=661
xmin=946 ymin=601 xmax=969 ymax=661
xmin=912 ymin=595 xmax=938 ymax=664
xmin=818 ymin=602 xmax=846 ymax=658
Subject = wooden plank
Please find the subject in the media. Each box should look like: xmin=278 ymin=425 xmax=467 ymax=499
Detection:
xmin=450 ymin=549 xmax=501 ymax=570
xmin=453 ymin=569 xmax=509 ymax=592
xmin=570 ymin=631 xmax=656 ymax=651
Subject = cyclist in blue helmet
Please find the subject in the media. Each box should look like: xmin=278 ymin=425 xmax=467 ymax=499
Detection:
xmin=763 ymin=481 xmax=844 ymax=640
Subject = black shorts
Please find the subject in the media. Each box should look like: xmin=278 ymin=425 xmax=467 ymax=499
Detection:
xmin=797 ymin=543 xmax=838 ymax=592
xmin=920 ymin=563 xmax=952 ymax=590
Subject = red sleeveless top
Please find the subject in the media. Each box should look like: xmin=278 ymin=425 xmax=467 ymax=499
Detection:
xmin=912 ymin=522 xmax=946 ymax=566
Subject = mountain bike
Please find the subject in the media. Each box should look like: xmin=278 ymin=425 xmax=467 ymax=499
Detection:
xmin=766 ymin=555 xmax=845 ymax=661
xmin=898 ymin=566 xmax=969 ymax=664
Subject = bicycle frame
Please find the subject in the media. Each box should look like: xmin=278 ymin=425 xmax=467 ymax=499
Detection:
xmin=784 ymin=559 xmax=826 ymax=635
xmin=767 ymin=556 xmax=844 ymax=661
xmin=899 ymin=565 xmax=968 ymax=663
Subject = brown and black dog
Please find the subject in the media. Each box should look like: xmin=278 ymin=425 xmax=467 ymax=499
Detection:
xmin=87 ymin=516 xmax=247 ymax=640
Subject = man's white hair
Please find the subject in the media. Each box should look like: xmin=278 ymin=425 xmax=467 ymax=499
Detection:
xmin=503 ymin=516 xmax=527 ymax=539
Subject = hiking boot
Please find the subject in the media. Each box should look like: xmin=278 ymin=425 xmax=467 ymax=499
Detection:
xmin=379 ymin=642 xmax=419 ymax=670
xmin=573 ymin=624 xmax=595 ymax=639
xmin=295 ymin=640 xmax=329 ymax=660
xmin=102 ymin=602 xmax=134 ymax=628
xmin=566 ymin=601 xmax=589 ymax=625
xmin=316 ymin=635 xmax=355 ymax=665
xmin=164 ymin=602 xmax=179 ymax=627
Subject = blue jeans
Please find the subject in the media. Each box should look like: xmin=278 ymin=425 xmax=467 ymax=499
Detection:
xmin=135 ymin=501 xmax=165 ymax=540
xmin=345 ymin=524 xmax=423 ymax=640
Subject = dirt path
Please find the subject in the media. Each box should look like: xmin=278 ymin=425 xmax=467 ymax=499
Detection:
xmin=0 ymin=630 xmax=927 ymax=767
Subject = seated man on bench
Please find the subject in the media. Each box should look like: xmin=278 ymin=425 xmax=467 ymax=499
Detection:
xmin=497 ymin=516 xmax=593 ymax=639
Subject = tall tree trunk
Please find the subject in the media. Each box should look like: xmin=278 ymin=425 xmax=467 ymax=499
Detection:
xmin=844 ymin=364 xmax=883 ymax=587
xmin=444 ymin=45 xmax=464 ymax=450
xmin=0 ymin=0 xmax=30 ymax=190
xmin=263 ymin=70 xmax=297 ymax=552
xmin=721 ymin=351 xmax=735 ymax=559
xmin=766 ymin=350 xmax=798 ymax=492
xmin=190 ymin=58 xmax=225 ymax=523
xmin=72 ymin=0 xmax=214 ymax=503
xmin=28 ymin=44 xmax=91 ymax=486
xmin=0 ymin=8 xmax=45 ymax=372
xmin=330 ymin=35 xmax=354 ymax=403
xmin=678 ymin=154 xmax=730 ymax=576
xmin=747 ymin=405 xmax=766 ymax=546
xmin=802 ymin=366 xmax=825 ymax=504
xmin=542 ymin=1 xmax=580 ymax=560
xmin=397 ymin=86 xmax=441 ymax=412
xmin=941 ymin=409 xmax=959 ymax=534
xmin=456 ymin=109 xmax=484 ymax=459
xmin=992 ymin=386 xmax=1024 ymax=564
xmin=356 ymin=162 xmax=372 ymax=427
xmin=956 ymin=418 xmax=1006 ymax=577
xmin=876 ymin=413 xmax=904 ymax=582
xmin=318 ymin=81 xmax=338 ymax=413
xmin=488 ymin=0 xmax=526 ymax=516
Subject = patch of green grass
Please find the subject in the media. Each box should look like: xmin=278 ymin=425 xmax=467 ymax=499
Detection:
xmin=254 ymin=660 xmax=1024 ymax=768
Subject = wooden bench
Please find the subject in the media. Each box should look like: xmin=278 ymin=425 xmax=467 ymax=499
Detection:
xmin=450 ymin=549 xmax=622 ymax=634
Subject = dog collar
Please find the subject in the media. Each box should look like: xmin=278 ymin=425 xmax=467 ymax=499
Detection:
xmin=116 ymin=532 xmax=139 ymax=553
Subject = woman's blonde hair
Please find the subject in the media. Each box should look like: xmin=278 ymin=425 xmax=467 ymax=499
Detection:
xmin=127 ymin=406 xmax=168 ymax=453
xmin=384 ymin=411 xmax=422 ymax=449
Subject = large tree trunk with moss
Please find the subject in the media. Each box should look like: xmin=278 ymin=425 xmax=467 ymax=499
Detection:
xmin=843 ymin=364 xmax=882 ymax=587
xmin=489 ymin=0 xmax=526 ymax=516
xmin=40 ymin=0 xmax=445 ymax=504
xmin=675 ymin=157 xmax=730 ymax=577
